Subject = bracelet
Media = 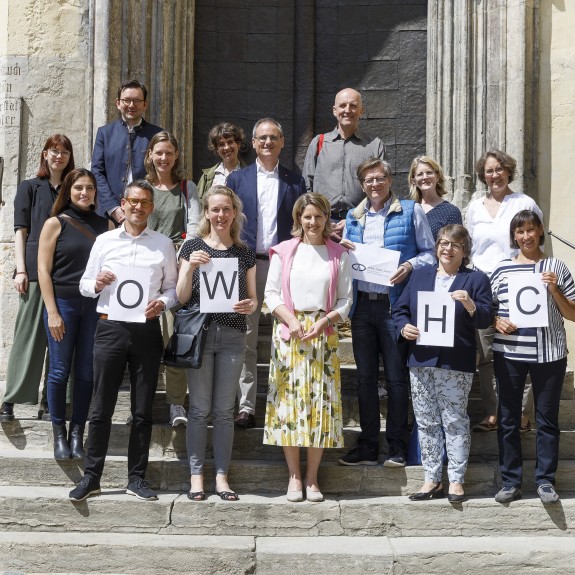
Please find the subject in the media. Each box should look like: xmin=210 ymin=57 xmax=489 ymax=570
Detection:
xmin=466 ymin=304 xmax=476 ymax=316
xmin=15 ymin=272 xmax=27 ymax=275
xmin=326 ymin=316 xmax=333 ymax=328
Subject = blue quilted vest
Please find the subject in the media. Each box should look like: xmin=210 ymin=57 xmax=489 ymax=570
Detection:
xmin=346 ymin=199 xmax=418 ymax=311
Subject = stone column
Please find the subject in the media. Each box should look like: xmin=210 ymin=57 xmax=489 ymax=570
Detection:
xmin=427 ymin=0 xmax=539 ymax=208
xmin=92 ymin=0 xmax=195 ymax=171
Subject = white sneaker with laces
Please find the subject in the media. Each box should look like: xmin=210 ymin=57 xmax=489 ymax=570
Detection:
xmin=170 ymin=404 xmax=188 ymax=427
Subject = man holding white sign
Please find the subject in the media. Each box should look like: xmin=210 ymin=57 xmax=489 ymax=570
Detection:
xmin=338 ymin=158 xmax=435 ymax=468
xmin=70 ymin=180 xmax=177 ymax=502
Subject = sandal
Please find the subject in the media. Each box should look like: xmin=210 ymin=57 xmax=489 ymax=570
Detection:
xmin=215 ymin=490 xmax=239 ymax=501
xmin=472 ymin=421 xmax=498 ymax=432
xmin=187 ymin=491 xmax=205 ymax=501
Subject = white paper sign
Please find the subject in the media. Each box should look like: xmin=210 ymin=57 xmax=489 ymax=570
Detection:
xmin=199 ymin=258 xmax=239 ymax=313
xmin=107 ymin=267 xmax=151 ymax=323
xmin=416 ymin=291 xmax=455 ymax=347
xmin=508 ymin=274 xmax=548 ymax=328
xmin=347 ymin=243 xmax=401 ymax=286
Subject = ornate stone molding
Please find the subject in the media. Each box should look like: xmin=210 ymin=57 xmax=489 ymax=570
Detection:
xmin=427 ymin=0 xmax=539 ymax=208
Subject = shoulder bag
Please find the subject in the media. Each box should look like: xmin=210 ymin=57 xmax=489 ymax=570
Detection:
xmin=163 ymin=304 xmax=211 ymax=369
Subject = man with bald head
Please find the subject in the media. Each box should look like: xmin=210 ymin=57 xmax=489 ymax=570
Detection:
xmin=303 ymin=88 xmax=386 ymax=240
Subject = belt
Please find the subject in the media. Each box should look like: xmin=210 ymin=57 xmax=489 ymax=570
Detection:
xmin=256 ymin=254 xmax=269 ymax=260
xmin=99 ymin=314 xmax=158 ymax=322
xmin=358 ymin=291 xmax=389 ymax=301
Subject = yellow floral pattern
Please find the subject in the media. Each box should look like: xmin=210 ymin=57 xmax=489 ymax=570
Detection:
xmin=263 ymin=311 xmax=344 ymax=448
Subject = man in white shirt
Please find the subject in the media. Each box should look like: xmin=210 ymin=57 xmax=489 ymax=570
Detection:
xmin=69 ymin=180 xmax=178 ymax=502
xmin=226 ymin=118 xmax=305 ymax=428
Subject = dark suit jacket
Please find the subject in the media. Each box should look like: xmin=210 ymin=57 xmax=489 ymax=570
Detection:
xmin=226 ymin=163 xmax=305 ymax=253
xmin=393 ymin=264 xmax=494 ymax=373
xmin=91 ymin=118 xmax=163 ymax=216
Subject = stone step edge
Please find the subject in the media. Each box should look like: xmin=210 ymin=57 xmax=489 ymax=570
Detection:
xmin=1 ymin=531 xmax=574 ymax=574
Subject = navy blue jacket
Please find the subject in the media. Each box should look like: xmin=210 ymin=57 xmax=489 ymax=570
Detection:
xmin=226 ymin=163 xmax=305 ymax=253
xmin=91 ymin=118 xmax=163 ymax=216
xmin=393 ymin=264 xmax=494 ymax=373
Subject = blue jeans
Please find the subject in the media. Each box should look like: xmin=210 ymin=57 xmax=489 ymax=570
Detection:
xmin=44 ymin=296 xmax=99 ymax=426
xmin=187 ymin=322 xmax=246 ymax=475
xmin=351 ymin=294 xmax=409 ymax=457
xmin=495 ymin=352 xmax=566 ymax=488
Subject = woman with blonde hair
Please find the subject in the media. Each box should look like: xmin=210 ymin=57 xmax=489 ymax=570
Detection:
xmin=177 ymin=185 xmax=257 ymax=501
xmin=263 ymin=192 xmax=352 ymax=502
xmin=408 ymin=155 xmax=462 ymax=240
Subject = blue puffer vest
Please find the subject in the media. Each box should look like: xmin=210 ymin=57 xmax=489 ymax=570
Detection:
xmin=345 ymin=196 xmax=418 ymax=314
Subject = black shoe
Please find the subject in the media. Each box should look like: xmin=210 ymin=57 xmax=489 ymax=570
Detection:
xmin=409 ymin=483 xmax=445 ymax=501
xmin=337 ymin=447 xmax=378 ymax=466
xmin=234 ymin=412 xmax=255 ymax=429
xmin=494 ymin=486 xmax=522 ymax=504
xmin=52 ymin=423 xmax=71 ymax=460
xmin=69 ymin=475 xmax=101 ymax=501
xmin=126 ymin=478 xmax=158 ymax=501
xmin=0 ymin=402 xmax=14 ymax=422
xmin=447 ymin=492 xmax=466 ymax=503
xmin=39 ymin=401 xmax=50 ymax=421
xmin=68 ymin=422 xmax=85 ymax=460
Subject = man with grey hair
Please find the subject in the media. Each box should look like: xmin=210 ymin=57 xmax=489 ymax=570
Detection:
xmin=69 ymin=180 xmax=177 ymax=502
xmin=303 ymin=88 xmax=386 ymax=240
xmin=226 ymin=118 xmax=305 ymax=428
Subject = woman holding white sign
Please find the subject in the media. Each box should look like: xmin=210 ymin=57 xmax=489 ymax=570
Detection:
xmin=394 ymin=224 xmax=493 ymax=502
xmin=263 ymin=193 xmax=352 ymax=502
xmin=491 ymin=210 xmax=575 ymax=504
xmin=177 ymin=185 xmax=256 ymax=502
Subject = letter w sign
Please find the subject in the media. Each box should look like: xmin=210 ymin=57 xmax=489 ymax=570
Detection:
xmin=199 ymin=258 xmax=239 ymax=312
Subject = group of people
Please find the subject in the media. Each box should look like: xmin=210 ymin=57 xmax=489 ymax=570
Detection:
xmin=1 ymin=81 xmax=572 ymax=507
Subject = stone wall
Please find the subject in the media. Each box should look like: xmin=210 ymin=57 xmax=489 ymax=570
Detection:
xmin=0 ymin=0 xmax=92 ymax=377
xmin=192 ymin=0 xmax=428 ymax=196
xmin=538 ymin=0 xmax=575 ymax=366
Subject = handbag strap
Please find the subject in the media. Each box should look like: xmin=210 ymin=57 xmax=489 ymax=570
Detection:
xmin=59 ymin=213 xmax=97 ymax=242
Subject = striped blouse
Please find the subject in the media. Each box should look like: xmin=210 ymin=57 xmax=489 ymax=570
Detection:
xmin=491 ymin=257 xmax=575 ymax=362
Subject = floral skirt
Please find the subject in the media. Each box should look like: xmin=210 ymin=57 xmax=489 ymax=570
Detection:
xmin=263 ymin=311 xmax=343 ymax=448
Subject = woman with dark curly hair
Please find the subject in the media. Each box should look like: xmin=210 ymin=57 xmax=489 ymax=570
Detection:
xmin=196 ymin=122 xmax=247 ymax=199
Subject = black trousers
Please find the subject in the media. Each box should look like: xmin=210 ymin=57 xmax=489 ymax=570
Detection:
xmin=84 ymin=318 xmax=163 ymax=483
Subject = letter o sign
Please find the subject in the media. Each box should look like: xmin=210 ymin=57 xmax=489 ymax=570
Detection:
xmin=116 ymin=280 xmax=144 ymax=309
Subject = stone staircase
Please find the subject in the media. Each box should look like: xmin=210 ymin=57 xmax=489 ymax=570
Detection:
xmin=1 ymin=315 xmax=575 ymax=573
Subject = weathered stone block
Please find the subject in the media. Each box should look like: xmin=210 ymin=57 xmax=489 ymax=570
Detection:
xmin=248 ymin=7 xmax=278 ymax=33
xmin=338 ymin=34 xmax=369 ymax=63
xmin=247 ymin=34 xmax=278 ymax=63
xmin=363 ymin=60 xmax=399 ymax=90
xmin=368 ymin=30 xmax=400 ymax=61
xmin=337 ymin=6 xmax=370 ymax=35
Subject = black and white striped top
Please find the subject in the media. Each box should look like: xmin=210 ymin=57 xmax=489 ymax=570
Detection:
xmin=491 ymin=257 xmax=575 ymax=362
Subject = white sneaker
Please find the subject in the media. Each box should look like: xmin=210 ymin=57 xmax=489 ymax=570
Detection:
xmin=170 ymin=404 xmax=187 ymax=427
xmin=378 ymin=380 xmax=388 ymax=399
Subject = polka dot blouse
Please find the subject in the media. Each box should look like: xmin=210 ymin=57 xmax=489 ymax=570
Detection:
xmin=179 ymin=237 xmax=256 ymax=333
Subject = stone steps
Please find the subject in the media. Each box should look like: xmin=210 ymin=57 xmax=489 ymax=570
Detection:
xmin=0 ymin=530 xmax=574 ymax=574
xmin=1 ymin=486 xmax=575 ymax=538
xmin=3 ymin=420 xmax=575 ymax=462
xmin=2 ymin=449 xmax=575 ymax=496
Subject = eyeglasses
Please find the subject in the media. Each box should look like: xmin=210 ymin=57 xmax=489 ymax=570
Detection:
xmin=119 ymin=98 xmax=145 ymax=106
xmin=363 ymin=177 xmax=388 ymax=186
xmin=438 ymin=240 xmax=463 ymax=251
xmin=124 ymin=198 xmax=153 ymax=208
xmin=48 ymin=148 xmax=71 ymax=158
xmin=484 ymin=166 xmax=505 ymax=177
xmin=254 ymin=135 xmax=281 ymax=143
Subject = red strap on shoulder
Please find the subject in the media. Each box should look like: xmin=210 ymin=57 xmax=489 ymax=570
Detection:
xmin=317 ymin=133 xmax=325 ymax=156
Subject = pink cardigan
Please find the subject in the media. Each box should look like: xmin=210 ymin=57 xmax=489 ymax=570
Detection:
xmin=269 ymin=237 xmax=347 ymax=341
